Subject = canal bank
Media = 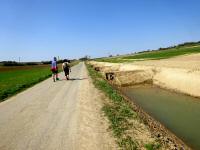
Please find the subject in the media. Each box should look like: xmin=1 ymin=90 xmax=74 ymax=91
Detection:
xmin=89 ymin=61 xmax=200 ymax=98
xmin=89 ymin=59 xmax=200 ymax=149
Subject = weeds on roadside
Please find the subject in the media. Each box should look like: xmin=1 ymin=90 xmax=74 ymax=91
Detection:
xmin=86 ymin=64 xmax=163 ymax=150
xmin=86 ymin=64 xmax=138 ymax=149
xmin=145 ymin=143 xmax=161 ymax=150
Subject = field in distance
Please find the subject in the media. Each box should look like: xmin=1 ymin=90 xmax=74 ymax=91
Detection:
xmin=96 ymin=42 xmax=200 ymax=63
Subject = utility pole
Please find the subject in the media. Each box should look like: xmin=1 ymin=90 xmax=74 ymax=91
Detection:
xmin=19 ymin=57 xmax=21 ymax=63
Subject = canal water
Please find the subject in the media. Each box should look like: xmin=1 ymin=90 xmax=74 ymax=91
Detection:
xmin=121 ymin=85 xmax=200 ymax=150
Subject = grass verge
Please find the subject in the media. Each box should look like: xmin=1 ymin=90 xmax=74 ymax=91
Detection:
xmin=86 ymin=63 xmax=161 ymax=150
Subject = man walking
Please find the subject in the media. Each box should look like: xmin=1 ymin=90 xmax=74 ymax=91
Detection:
xmin=62 ymin=59 xmax=71 ymax=80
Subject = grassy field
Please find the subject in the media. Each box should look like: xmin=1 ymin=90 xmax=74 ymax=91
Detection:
xmin=96 ymin=44 xmax=200 ymax=63
xmin=0 ymin=65 xmax=52 ymax=101
xmin=0 ymin=61 xmax=79 ymax=102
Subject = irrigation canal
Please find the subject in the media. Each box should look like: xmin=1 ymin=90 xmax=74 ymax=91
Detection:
xmin=122 ymin=85 xmax=200 ymax=150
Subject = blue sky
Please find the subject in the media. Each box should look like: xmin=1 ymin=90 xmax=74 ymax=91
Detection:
xmin=0 ymin=0 xmax=200 ymax=61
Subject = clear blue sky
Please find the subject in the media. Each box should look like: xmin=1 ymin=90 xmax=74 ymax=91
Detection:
xmin=0 ymin=0 xmax=200 ymax=61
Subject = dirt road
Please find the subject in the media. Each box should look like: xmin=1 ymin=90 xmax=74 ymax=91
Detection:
xmin=0 ymin=62 xmax=116 ymax=150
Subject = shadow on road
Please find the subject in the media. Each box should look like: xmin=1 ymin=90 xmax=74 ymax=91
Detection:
xmin=69 ymin=77 xmax=88 ymax=81
xmin=56 ymin=78 xmax=88 ymax=81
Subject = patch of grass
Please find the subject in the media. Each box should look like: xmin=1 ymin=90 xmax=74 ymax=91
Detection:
xmin=123 ymin=46 xmax=200 ymax=60
xmin=86 ymin=64 xmax=138 ymax=149
xmin=145 ymin=143 xmax=161 ymax=150
xmin=96 ymin=57 xmax=133 ymax=63
xmin=96 ymin=44 xmax=200 ymax=63
xmin=118 ymin=136 xmax=137 ymax=150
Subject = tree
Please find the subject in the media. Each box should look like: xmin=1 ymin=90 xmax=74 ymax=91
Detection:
xmin=79 ymin=55 xmax=90 ymax=61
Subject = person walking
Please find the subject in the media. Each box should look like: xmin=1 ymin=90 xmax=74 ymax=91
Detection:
xmin=51 ymin=57 xmax=59 ymax=82
xmin=62 ymin=59 xmax=71 ymax=80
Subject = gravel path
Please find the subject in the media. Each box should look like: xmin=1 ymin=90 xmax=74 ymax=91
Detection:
xmin=0 ymin=62 xmax=116 ymax=150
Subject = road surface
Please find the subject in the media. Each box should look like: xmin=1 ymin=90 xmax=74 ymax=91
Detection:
xmin=0 ymin=62 xmax=116 ymax=150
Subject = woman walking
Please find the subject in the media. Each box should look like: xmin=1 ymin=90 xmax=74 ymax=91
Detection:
xmin=51 ymin=57 xmax=59 ymax=82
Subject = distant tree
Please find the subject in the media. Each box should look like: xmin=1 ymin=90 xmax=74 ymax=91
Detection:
xmin=57 ymin=59 xmax=64 ymax=64
xmin=41 ymin=61 xmax=51 ymax=64
xmin=25 ymin=62 xmax=38 ymax=65
xmin=2 ymin=61 xmax=24 ymax=66
xmin=79 ymin=55 xmax=90 ymax=61
xmin=177 ymin=42 xmax=198 ymax=47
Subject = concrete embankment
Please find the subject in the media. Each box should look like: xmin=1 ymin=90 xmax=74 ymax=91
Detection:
xmin=89 ymin=61 xmax=200 ymax=98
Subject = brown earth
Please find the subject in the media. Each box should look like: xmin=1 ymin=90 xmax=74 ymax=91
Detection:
xmin=90 ymin=53 xmax=200 ymax=98
xmin=132 ymin=53 xmax=200 ymax=70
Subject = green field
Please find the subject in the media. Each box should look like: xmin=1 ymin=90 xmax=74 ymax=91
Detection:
xmin=0 ymin=61 xmax=79 ymax=102
xmin=96 ymin=44 xmax=200 ymax=63
xmin=0 ymin=65 xmax=52 ymax=101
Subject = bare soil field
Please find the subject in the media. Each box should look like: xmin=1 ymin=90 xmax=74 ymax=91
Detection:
xmin=132 ymin=53 xmax=200 ymax=70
